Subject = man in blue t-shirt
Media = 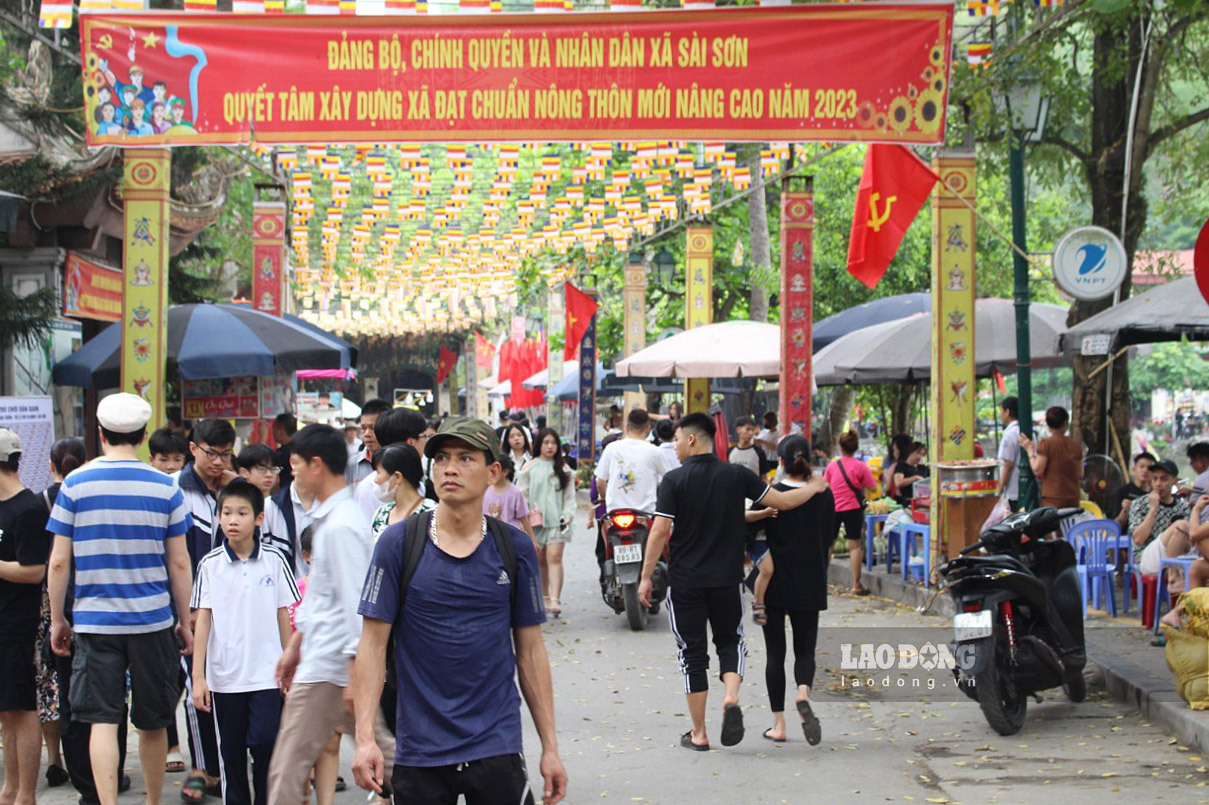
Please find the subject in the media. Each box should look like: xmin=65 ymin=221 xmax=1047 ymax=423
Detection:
xmin=353 ymin=417 xmax=567 ymax=805
xmin=47 ymin=393 xmax=195 ymax=805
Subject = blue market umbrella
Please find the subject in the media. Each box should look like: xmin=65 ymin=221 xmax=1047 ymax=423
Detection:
xmin=53 ymin=303 xmax=354 ymax=389
xmin=232 ymin=303 xmax=358 ymax=367
xmin=813 ymin=292 xmax=931 ymax=351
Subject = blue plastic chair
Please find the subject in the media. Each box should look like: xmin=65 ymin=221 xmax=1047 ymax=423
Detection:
xmin=1153 ymin=555 xmax=1197 ymax=634
xmin=1067 ymin=519 xmax=1122 ymax=617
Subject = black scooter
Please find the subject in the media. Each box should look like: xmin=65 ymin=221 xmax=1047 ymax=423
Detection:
xmin=600 ymin=509 xmax=667 ymax=631
xmin=939 ymin=507 xmax=1087 ymax=735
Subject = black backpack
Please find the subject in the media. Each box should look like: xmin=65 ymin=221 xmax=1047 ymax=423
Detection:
xmin=384 ymin=510 xmax=519 ymax=688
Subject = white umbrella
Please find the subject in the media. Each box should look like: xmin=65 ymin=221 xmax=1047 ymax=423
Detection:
xmin=341 ymin=397 xmax=361 ymax=420
xmin=813 ymin=298 xmax=1071 ymax=385
xmin=487 ymin=379 xmax=512 ymax=398
xmin=522 ymin=360 xmax=578 ymax=390
xmin=615 ymin=320 xmax=781 ymax=378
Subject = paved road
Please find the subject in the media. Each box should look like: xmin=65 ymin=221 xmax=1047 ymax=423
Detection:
xmin=30 ymin=510 xmax=1209 ymax=803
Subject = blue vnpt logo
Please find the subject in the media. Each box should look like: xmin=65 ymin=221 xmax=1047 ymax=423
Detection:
xmin=1077 ymin=243 xmax=1109 ymax=276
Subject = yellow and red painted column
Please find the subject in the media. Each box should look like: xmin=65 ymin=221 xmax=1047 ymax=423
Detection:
xmin=929 ymin=151 xmax=978 ymax=562
xmin=684 ymin=227 xmax=713 ymax=414
xmin=121 ymin=149 xmax=170 ymax=437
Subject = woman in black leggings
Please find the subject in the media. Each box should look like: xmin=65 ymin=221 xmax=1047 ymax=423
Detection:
xmin=751 ymin=435 xmax=834 ymax=746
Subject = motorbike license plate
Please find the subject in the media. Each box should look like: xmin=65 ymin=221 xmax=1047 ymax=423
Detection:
xmin=953 ymin=609 xmax=993 ymax=641
xmin=614 ymin=543 xmax=643 ymax=564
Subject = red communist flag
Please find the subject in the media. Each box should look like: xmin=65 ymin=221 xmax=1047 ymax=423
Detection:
xmin=436 ymin=345 xmax=456 ymax=384
xmin=846 ymin=144 xmax=938 ymax=289
xmin=565 ymin=282 xmax=599 ymax=361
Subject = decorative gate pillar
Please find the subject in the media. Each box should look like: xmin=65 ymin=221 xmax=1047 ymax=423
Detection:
xmin=465 ymin=335 xmax=481 ymax=419
xmin=121 ymin=149 xmax=170 ymax=438
xmin=623 ymin=259 xmax=648 ymax=418
xmin=779 ymin=177 xmax=814 ymax=440
xmin=684 ymin=227 xmax=713 ymax=414
xmin=930 ymin=151 xmax=978 ymax=563
xmin=577 ymin=289 xmax=598 ymax=466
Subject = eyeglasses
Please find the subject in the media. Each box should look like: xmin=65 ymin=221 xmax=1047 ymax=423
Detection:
xmin=197 ymin=445 xmax=233 ymax=462
xmin=252 ymin=465 xmax=282 ymax=475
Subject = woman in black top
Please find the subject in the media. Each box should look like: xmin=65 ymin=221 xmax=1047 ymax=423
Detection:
xmin=750 ymin=435 xmax=834 ymax=747
xmin=892 ymin=441 xmax=929 ymax=507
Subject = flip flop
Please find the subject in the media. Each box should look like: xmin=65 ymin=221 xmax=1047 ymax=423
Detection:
xmin=852 ymin=586 xmax=871 ymax=596
xmin=166 ymin=750 xmax=186 ymax=774
xmin=761 ymin=728 xmax=785 ymax=743
xmin=680 ymin=731 xmax=709 ymax=752
xmin=797 ymin=699 xmax=822 ymax=746
xmin=180 ymin=775 xmax=208 ymax=803
xmin=720 ymin=703 xmax=745 ymax=747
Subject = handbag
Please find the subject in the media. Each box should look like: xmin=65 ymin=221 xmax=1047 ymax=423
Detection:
xmin=528 ymin=507 xmax=543 ymax=527
xmin=835 ymin=458 xmax=867 ymax=511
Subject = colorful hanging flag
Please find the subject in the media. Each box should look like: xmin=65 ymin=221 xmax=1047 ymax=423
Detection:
xmin=79 ymin=0 xmax=115 ymax=13
xmin=38 ymin=1 xmax=73 ymax=28
xmin=967 ymin=41 xmax=992 ymax=68
xmin=565 ymin=282 xmax=599 ymax=361
xmin=967 ymin=0 xmax=1001 ymax=16
xmin=845 ymin=144 xmax=938 ymax=290
xmin=436 ymin=344 xmax=457 ymax=383
xmin=1034 ymin=0 xmax=1063 ymax=6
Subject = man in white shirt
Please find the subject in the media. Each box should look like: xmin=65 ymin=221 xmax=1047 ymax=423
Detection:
xmin=596 ymin=408 xmax=673 ymax=514
xmin=997 ymin=397 xmax=1021 ymax=511
xmin=344 ymin=399 xmax=391 ymax=486
xmin=267 ymin=425 xmax=394 ymax=805
xmin=595 ymin=409 xmax=673 ymax=582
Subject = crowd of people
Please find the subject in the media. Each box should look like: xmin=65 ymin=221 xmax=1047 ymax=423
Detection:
xmin=0 ymin=395 xmax=570 ymax=805
xmin=17 ymin=389 xmax=1173 ymax=805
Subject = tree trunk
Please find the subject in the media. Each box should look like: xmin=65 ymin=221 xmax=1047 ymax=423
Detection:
xmin=1069 ymin=15 xmax=1155 ymax=456
xmin=817 ymin=385 xmax=856 ymax=455
xmin=747 ymin=167 xmax=772 ymax=323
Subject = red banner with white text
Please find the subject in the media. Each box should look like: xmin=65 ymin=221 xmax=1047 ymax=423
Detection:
xmin=79 ymin=5 xmax=953 ymax=147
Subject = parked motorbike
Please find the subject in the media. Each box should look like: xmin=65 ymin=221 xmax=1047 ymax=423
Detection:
xmin=600 ymin=509 xmax=667 ymax=631
xmin=938 ymin=507 xmax=1087 ymax=735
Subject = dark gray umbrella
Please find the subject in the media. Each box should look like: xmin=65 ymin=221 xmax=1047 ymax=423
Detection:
xmin=53 ymin=303 xmax=354 ymax=388
xmin=814 ymin=298 xmax=1070 ymax=385
xmin=813 ymin=292 xmax=931 ymax=351
xmin=1060 ymin=276 xmax=1209 ymax=352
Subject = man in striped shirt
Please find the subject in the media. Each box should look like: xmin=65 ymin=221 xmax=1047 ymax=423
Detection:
xmin=47 ymin=393 xmax=195 ymax=805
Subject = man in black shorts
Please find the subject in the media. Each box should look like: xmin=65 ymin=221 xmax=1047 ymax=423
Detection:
xmin=0 ymin=429 xmax=52 ymax=805
xmin=47 ymin=394 xmax=196 ymax=805
xmin=638 ymin=413 xmax=828 ymax=751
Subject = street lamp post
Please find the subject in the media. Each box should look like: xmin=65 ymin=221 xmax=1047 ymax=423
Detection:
xmin=1003 ymin=79 xmax=1049 ymax=511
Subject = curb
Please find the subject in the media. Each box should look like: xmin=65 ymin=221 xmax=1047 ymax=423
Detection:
xmin=1084 ymin=633 xmax=1209 ymax=751
xmin=832 ymin=556 xmax=1209 ymax=750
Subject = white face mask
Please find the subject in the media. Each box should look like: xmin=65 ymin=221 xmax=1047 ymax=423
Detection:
xmin=372 ymin=477 xmax=396 ymax=503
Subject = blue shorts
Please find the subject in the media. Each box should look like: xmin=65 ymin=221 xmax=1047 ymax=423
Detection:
xmin=746 ymin=538 xmax=770 ymax=566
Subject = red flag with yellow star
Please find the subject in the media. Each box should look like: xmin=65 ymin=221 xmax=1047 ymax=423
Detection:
xmin=565 ymin=282 xmax=598 ymax=361
xmin=846 ymin=144 xmax=938 ymax=289
xmin=436 ymin=344 xmax=456 ymax=384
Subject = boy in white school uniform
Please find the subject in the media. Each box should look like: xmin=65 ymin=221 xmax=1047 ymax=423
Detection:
xmin=191 ymin=479 xmax=299 ymax=805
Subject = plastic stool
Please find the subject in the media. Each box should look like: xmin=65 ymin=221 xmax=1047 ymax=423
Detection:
xmin=1139 ymin=574 xmax=1158 ymax=630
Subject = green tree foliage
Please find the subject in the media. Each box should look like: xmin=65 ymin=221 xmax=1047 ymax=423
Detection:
xmin=1129 ymin=341 xmax=1209 ymax=397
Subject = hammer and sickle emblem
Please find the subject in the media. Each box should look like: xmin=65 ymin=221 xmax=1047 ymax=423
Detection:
xmin=98 ymin=33 xmax=113 ymax=49
xmin=867 ymin=193 xmax=898 ymax=233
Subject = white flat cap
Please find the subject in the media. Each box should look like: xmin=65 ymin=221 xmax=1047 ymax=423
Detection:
xmin=0 ymin=428 xmax=21 ymax=462
xmin=97 ymin=392 xmax=153 ymax=433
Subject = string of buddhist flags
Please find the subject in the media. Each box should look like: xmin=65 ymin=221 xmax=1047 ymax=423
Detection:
xmin=266 ymin=140 xmax=791 ymax=338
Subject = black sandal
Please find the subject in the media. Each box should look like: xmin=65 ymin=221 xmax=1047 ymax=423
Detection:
xmin=797 ymin=699 xmax=822 ymax=746
xmin=180 ymin=775 xmax=208 ymax=803
xmin=720 ymin=703 xmax=745 ymax=747
xmin=751 ymin=602 xmax=767 ymax=625
xmin=680 ymin=731 xmax=709 ymax=752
